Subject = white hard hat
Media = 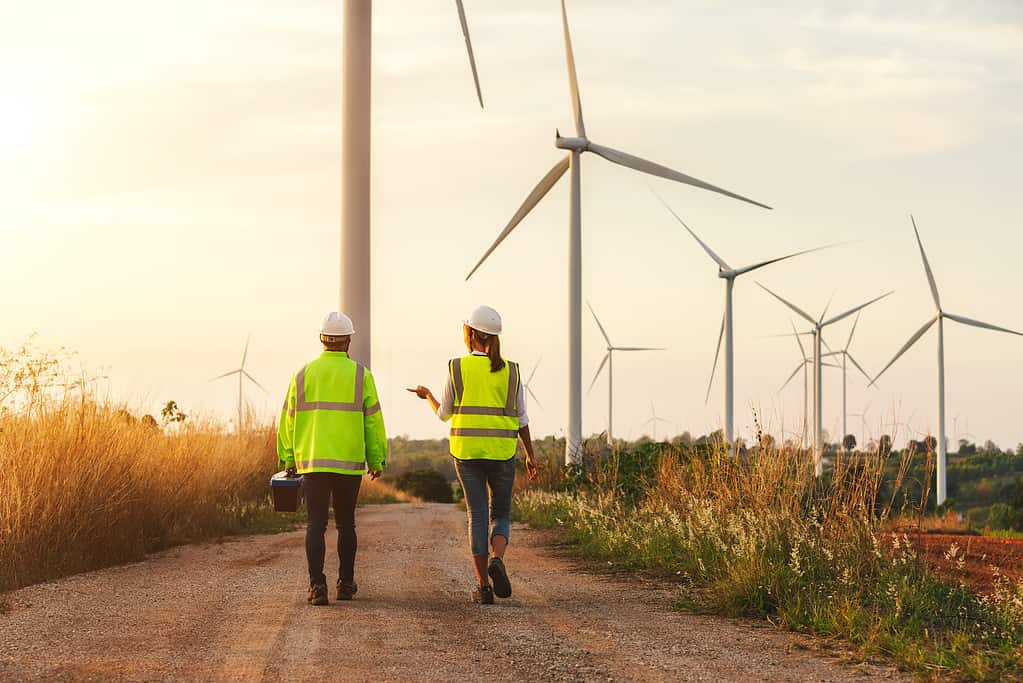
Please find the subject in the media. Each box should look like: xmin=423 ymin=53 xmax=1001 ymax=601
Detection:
xmin=465 ymin=305 xmax=502 ymax=336
xmin=321 ymin=311 xmax=355 ymax=336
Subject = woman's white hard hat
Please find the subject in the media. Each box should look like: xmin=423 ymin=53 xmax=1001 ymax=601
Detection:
xmin=465 ymin=305 xmax=502 ymax=336
xmin=321 ymin=311 xmax=356 ymax=336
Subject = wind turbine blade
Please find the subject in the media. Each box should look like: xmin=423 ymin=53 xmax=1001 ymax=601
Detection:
xmin=778 ymin=363 xmax=803 ymax=393
xmin=789 ymin=319 xmax=807 ymax=358
xmin=733 ymin=242 xmax=839 ymax=277
xmin=845 ymin=352 xmax=874 ymax=386
xmin=944 ymin=312 xmax=1023 ymax=337
xmin=526 ymin=358 xmax=541 ymax=385
xmin=560 ymin=0 xmax=585 ymax=137
xmin=871 ymin=317 xmax=936 ymax=386
xmin=241 ymin=334 xmax=251 ymax=369
xmin=844 ymin=311 xmax=861 ymax=352
xmin=911 ymin=215 xmax=941 ymax=312
xmin=614 ymin=347 xmax=665 ymax=352
xmin=455 ymin=0 xmax=484 ymax=108
xmin=525 ymin=385 xmax=543 ymax=410
xmin=466 ymin=156 xmax=570 ymax=280
xmin=705 ymin=314 xmax=725 ymax=404
xmin=209 ymin=370 xmax=239 ymax=382
xmin=587 ymin=301 xmax=612 ymax=346
xmin=242 ymin=370 xmax=267 ymax=393
xmin=756 ymin=282 xmax=816 ymax=325
xmin=823 ymin=291 xmax=894 ymax=328
xmin=818 ymin=291 xmax=836 ymax=325
xmin=587 ymin=352 xmax=610 ymax=394
xmin=652 ymin=192 xmax=731 ymax=270
xmin=588 ymin=141 xmax=772 ymax=210
xmin=757 ymin=331 xmax=814 ymax=339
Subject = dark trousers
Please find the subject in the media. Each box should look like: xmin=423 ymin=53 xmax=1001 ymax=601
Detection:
xmin=303 ymin=472 xmax=362 ymax=586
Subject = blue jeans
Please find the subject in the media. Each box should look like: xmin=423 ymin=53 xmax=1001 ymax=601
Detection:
xmin=453 ymin=457 xmax=516 ymax=556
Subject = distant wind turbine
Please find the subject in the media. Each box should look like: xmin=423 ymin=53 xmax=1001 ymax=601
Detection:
xmin=523 ymin=358 xmax=543 ymax=410
xmin=775 ymin=321 xmax=840 ymax=448
xmin=211 ymin=335 xmax=266 ymax=432
xmin=871 ymin=216 xmax=1023 ymax=505
xmin=822 ymin=311 xmax=877 ymax=451
xmin=465 ymin=0 xmax=771 ymax=465
xmin=587 ymin=302 xmax=664 ymax=446
xmin=644 ymin=401 xmax=671 ymax=441
xmin=759 ymin=284 xmax=893 ymax=475
xmin=655 ymin=194 xmax=832 ymax=446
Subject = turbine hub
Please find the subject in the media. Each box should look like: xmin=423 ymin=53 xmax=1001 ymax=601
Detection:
xmin=555 ymin=133 xmax=589 ymax=152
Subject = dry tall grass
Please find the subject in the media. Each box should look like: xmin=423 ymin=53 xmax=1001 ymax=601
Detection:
xmin=0 ymin=341 xmax=410 ymax=592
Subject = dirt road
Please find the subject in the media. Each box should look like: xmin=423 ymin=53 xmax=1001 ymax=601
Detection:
xmin=0 ymin=504 xmax=906 ymax=682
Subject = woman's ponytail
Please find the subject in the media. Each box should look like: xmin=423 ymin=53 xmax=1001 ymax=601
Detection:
xmin=484 ymin=333 xmax=505 ymax=373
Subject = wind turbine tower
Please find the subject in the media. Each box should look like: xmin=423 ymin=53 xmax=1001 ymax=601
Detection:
xmin=341 ymin=1 xmax=484 ymax=367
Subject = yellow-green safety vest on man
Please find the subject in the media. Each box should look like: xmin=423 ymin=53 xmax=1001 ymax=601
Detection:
xmin=277 ymin=351 xmax=387 ymax=475
xmin=448 ymin=355 xmax=520 ymax=461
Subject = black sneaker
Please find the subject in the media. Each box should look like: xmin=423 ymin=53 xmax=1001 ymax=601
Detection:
xmin=336 ymin=579 xmax=358 ymax=601
xmin=471 ymin=584 xmax=495 ymax=605
xmin=308 ymin=582 xmax=328 ymax=606
xmin=487 ymin=557 xmax=512 ymax=598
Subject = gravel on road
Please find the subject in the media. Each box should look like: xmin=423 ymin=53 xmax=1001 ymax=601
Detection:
xmin=0 ymin=503 xmax=909 ymax=682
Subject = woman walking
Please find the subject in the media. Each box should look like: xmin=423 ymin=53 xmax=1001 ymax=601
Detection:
xmin=409 ymin=305 xmax=538 ymax=604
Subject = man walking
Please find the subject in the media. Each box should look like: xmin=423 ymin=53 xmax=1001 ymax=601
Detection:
xmin=277 ymin=312 xmax=387 ymax=606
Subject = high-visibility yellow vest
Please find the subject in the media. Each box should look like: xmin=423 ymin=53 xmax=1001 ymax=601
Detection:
xmin=449 ymin=355 xmax=520 ymax=461
xmin=276 ymin=351 xmax=388 ymax=475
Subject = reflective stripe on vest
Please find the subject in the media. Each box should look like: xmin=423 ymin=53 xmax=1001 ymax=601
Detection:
xmin=296 ymin=458 xmax=367 ymax=471
xmin=296 ymin=364 xmax=368 ymax=413
xmin=449 ymin=357 xmax=520 ymax=460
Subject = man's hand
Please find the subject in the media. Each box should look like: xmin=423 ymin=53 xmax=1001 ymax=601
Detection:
xmin=406 ymin=386 xmax=432 ymax=400
xmin=367 ymin=468 xmax=382 ymax=481
xmin=525 ymin=456 xmax=539 ymax=482
xmin=286 ymin=466 xmax=298 ymax=477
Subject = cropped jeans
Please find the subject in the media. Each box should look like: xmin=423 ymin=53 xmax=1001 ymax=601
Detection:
xmin=453 ymin=457 xmax=516 ymax=556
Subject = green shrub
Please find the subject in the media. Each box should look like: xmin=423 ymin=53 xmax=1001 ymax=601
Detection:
xmin=393 ymin=468 xmax=453 ymax=503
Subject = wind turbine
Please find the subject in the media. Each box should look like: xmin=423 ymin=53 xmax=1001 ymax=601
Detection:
xmin=341 ymin=1 xmax=485 ymax=367
xmin=465 ymin=0 xmax=771 ymax=465
xmin=870 ymin=216 xmax=1023 ymax=505
xmin=851 ymin=401 xmax=873 ymax=446
xmin=586 ymin=302 xmax=664 ymax=446
xmin=821 ymin=311 xmax=876 ymax=451
xmin=523 ymin=358 xmax=543 ymax=410
xmin=644 ymin=401 xmax=671 ymax=441
xmin=211 ymin=336 xmax=266 ymax=432
xmin=776 ymin=321 xmax=840 ymax=448
xmin=656 ymin=195 xmax=831 ymax=446
xmin=758 ymin=284 xmax=893 ymax=475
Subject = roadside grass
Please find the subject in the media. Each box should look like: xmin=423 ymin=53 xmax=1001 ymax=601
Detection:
xmin=515 ymin=440 xmax=1023 ymax=681
xmin=0 ymin=342 xmax=413 ymax=593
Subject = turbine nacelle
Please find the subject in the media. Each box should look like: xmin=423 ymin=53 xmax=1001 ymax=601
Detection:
xmin=554 ymin=132 xmax=589 ymax=152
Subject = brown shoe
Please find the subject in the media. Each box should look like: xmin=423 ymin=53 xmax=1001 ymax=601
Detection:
xmin=336 ymin=579 xmax=358 ymax=601
xmin=308 ymin=582 xmax=328 ymax=606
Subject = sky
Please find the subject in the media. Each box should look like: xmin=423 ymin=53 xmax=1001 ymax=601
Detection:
xmin=2 ymin=1 xmax=1022 ymax=449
